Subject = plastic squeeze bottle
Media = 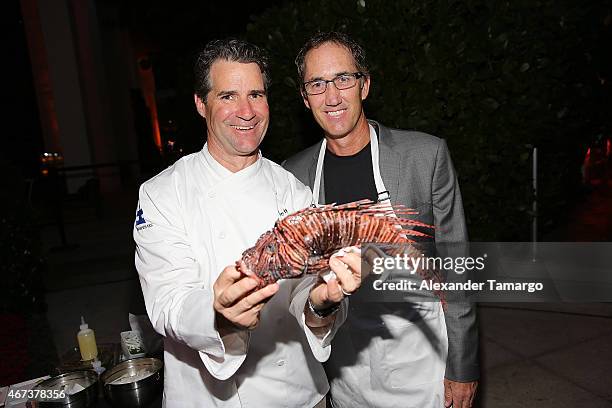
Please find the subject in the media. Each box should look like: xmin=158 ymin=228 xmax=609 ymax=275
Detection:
xmin=77 ymin=316 xmax=98 ymax=361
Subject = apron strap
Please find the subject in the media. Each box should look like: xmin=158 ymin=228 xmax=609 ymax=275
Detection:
xmin=312 ymin=124 xmax=391 ymax=209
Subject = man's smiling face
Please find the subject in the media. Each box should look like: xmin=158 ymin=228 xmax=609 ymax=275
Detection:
xmin=302 ymin=42 xmax=370 ymax=140
xmin=195 ymin=60 xmax=269 ymax=162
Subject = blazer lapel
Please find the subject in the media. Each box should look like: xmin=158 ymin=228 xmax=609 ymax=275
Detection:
xmin=371 ymin=120 xmax=401 ymax=207
xmin=307 ymin=140 xmax=326 ymax=204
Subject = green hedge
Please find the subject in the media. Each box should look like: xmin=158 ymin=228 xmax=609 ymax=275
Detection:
xmin=246 ymin=0 xmax=609 ymax=240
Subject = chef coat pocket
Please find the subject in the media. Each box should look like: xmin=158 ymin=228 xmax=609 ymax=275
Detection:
xmin=370 ymin=303 xmax=446 ymax=390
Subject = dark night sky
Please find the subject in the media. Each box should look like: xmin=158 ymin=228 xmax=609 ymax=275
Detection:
xmin=121 ymin=0 xmax=291 ymax=53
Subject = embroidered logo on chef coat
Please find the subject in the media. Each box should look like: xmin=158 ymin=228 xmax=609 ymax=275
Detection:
xmin=135 ymin=209 xmax=146 ymax=225
xmin=135 ymin=208 xmax=153 ymax=230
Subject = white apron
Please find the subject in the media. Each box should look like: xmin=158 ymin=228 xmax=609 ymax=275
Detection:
xmin=312 ymin=126 xmax=449 ymax=408
xmin=312 ymin=124 xmax=391 ymax=208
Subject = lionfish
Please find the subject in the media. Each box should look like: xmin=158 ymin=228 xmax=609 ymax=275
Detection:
xmin=240 ymin=199 xmax=435 ymax=286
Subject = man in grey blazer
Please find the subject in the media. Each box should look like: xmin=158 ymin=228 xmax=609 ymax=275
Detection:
xmin=283 ymin=32 xmax=479 ymax=407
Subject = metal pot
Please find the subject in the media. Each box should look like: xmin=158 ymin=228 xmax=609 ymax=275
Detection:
xmin=33 ymin=370 xmax=99 ymax=408
xmin=101 ymin=357 xmax=163 ymax=408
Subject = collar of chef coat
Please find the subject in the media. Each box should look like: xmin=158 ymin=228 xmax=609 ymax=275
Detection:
xmin=197 ymin=143 xmax=282 ymax=261
xmin=201 ymin=143 xmax=263 ymax=186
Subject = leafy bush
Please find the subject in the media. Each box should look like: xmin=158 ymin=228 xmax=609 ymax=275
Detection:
xmin=247 ymin=0 xmax=610 ymax=240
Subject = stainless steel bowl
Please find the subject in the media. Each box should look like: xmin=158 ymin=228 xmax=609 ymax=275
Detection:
xmin=33 ymin=370 xmax=99 ymax=408
xmin=101 ymin=357 xmax=163 ymax=408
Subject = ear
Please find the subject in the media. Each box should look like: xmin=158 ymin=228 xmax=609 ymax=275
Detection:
xmin=301 ymin=90 xmax=311 ymax=110
xmin=360 ymin=75 xmax=371 ymax=101
xmin=194 ymin=94 xmax=207 ymax=118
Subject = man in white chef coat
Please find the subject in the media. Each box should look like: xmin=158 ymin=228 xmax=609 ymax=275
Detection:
xmin=133 ymin=38 xmax=361 ymax=408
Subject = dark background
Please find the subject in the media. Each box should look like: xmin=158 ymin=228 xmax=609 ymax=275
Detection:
xmin=9 ymin=0 xmax=612 ymax=240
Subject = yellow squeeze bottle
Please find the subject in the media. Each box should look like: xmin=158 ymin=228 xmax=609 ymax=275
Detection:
xmin=77 ymin=316 xmax=98 ymax=361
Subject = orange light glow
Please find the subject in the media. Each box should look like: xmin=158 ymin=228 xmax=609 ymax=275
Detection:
xmin=137 ymin=57 xmax=162 ymax=151
xmin=21 ymin=0 xmax=62 ymax=152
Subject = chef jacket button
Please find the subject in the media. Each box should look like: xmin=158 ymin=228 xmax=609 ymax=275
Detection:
xmin=276 ymin=359 xmax=285 ymax=366
xmin=208 ymin=191 xmax=215 ymax=198
xmin=219 ymin=232 xmax=226 ymax=239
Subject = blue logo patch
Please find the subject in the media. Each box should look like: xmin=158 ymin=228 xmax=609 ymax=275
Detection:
xmin=135 ymin=209 xmax=146 ymax=226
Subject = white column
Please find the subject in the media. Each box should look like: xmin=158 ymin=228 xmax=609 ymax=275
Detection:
xmin=36 ymin=0 xmax=93 ymax=193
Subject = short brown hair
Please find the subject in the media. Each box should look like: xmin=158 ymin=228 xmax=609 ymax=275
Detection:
xmin=194 ymin=38 xmax=270 ymax=102
xmin=295 ymin=31 xmax=369 ymax=87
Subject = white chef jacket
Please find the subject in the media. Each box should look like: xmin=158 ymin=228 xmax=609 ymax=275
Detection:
xmin=134 ymin=145 xmax=345 ymax=408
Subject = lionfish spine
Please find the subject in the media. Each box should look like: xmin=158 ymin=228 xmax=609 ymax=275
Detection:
xmin=277 ymin=226 xmax=304 ymax=263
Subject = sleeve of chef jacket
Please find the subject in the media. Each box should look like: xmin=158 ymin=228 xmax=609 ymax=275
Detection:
xmin=288 ymin=276 xmax=348 ymax=362
xmin=282 ymin=171 xmax=348 ymax=361
xmin=134 ymin=179 xmax=248 ymax=380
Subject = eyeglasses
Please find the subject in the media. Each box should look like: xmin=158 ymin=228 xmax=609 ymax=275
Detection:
xmin=302 ymin=72 xmax=366 ymax=95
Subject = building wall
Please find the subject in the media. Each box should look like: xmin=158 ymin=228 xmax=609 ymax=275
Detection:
xmin=21 ymin=0 xmax=142 ymax=193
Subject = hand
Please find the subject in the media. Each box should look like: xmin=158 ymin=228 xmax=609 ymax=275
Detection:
xmin=309 ymin=250 xmax=363 ymax=310
xmin=444 ymin=378 xmax=478 ymax=408
xmin=213 ymin=261 xmax=279 ymax=332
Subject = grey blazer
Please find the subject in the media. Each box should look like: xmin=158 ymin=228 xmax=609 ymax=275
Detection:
xmin=282 ymin=120 xmax=479 ymax=382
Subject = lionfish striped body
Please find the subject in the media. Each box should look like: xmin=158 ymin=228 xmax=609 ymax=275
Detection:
xmin=240 ymin=199 xmax=431 ymax=285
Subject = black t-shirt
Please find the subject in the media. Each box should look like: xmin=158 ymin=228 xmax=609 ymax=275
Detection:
xmin=323 ymin=142 xmax=378 ymax=204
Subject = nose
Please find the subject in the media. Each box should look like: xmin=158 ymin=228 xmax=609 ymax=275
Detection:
xmin=324 ymin=82 xmax=342 ymax=106
xmin=236 ymin=98 xmax=256 ymax=121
